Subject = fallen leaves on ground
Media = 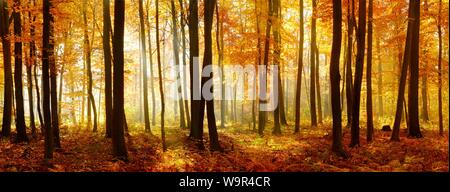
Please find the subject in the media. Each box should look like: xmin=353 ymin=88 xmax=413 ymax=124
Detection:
xmin=0 ymin=124 xmax=448 ymax=172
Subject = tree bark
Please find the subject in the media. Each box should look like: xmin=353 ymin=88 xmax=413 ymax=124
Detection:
xmin=156 ymin=0 xmax=167 ymax=151
xmin=112 ymin=0 xmax=128 ymax=160
xmin=42 ymin=0 xmax=54 ymax=159
xmin=345 ymin=0 xmax=355 ymax=128
xmin=0 ymin=0 xmax=13 ymax=137
xmin=437 ymin=0 xmax=443 ymax=136
xmin=330 ymin=0 xmax=347 ymax=157
xmin=391 ymin=2 xmax=413 ymax=141
xmin=350 ymin=0 xmax=366 ymax=147
xmin=366 ymin=0 xmax=374 ymax=143
xmin=407 ymin=0 xmax=422 ymax=138
xmin=315 ymin=46 xmax=322 ymax=124
xmin=13 ymin=0 xmax=29 ymax=142
xmin=179 ymin=0 xmax=191 ymax=129
xmin=139 ymin=0 xmax=151 ymax=133
xmin=103 ymin=0 xmax=113 ymax=138
xmin=309 ymin=0 xmax=317 ymax=127
xmin=258 ymin=0 xmax=272 ymax=136
xmin=83 ymin=0 xmax=97 ymax=132
xmin=294 ymin=0 xmax=304 ymax=133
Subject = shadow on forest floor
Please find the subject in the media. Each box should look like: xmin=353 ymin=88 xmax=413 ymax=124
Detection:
xmin=0 ymin=123 xmax=448 ymax=172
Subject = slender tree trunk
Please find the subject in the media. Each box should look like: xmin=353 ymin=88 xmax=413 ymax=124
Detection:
xmin=139 ymin=0 xmax=151 ymax=133
xmin=258 ymin=0 xmax=272 ymax=136
xmin=42 ymin=0 xmax=54 ymax=159
xmin=179 ymin=0 xmax=191 ymax=129
xmin=391 ymin=2 xmax=413 ymax=141
xmin=408 ymin=0 xmax=422 ymax=138
xmin=315 ymin=46 xmax=322 ymax=124
xmin=13 ymin=0 xmax=29 ymax=142
xmin=366 ymin=0 xmax=374 ymax=143
xmin=294 ymin=0 xmax=304 ymax=133
xmin=350 ymin=0 xmax=366 ymax=147
xmin=0 ymin=0 xmax=13 ymax=137
xmin=34 ymin=64 xmax=44 ymax=132
xmin=345 ymin=0 xmax=355 ymax=128
xmin=83 ymin=0 xmax=97 ymax=132
xmin=170 ymin=0 xmax=186 ymax=129
xmin=437 ymin=0 xmax=443 ymax=136
xmin=103 ymin=0 xmax=113 ymax=138
xmin=112 ymin=0 xmax=128 ymax=161
xmin=145 ymin=1 xmax=156 ymax=127
xmin=272 ymin=0 xmax=282 ymax=135
xmin=202 ymin=0 xmax=221 ymax=151
xmin=331 ymin=0 xmax=347 ymax=157
xmin=217 ymin=0 xmax=226 ymax=129
xmin=27 ymin=63 xmax=36 ymax=137
xmin=309 ymin=0 xmax=317 ymax=127
xmin=376 ymin=37 xmax=383 ymax=119
xmin=156 ymin=0 xmax=167 ymax=151
xmin=189 ymin=0 xmax=203 ymax=146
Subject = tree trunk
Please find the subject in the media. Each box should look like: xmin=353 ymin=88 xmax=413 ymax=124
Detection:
xmin=189 ymin=0 xmax=203 ymax=146
xmin=0 ymin=0 xmax=13 ymax=138
xmin=345 ymin=0 xmax=355 ymax=128
xmin=272 ymin=0 xmax=282 ymax=135
xmin=170 ymin=0 xmax=186 ymax=129
xmin=202 ymin=0 xmax=221 ymax=151
xmin=103 ymin=0 xmax=113 ymax=138
xmin=13 ymin=0 xmax=29 ymax=142
xmin=139 ymin=0 xmax=151 ymax=133
xmin=34 ymin=64 xmax=44 ymax=132
xmin=42 ymin=0 xmax=54 ymax=159
xmin=309 ymin=0 xmax=317 ymax=127
xmin=83 ymin=0 xmax=97 ymax=132
xmin=145 ymin=1 xmax=156 ymax=127
xmin=437 ymin=0 xmax=443 ymax=136
xmin=350 ymin=0 xmax=366 ymax=147
xmin=112 ymin=0 xmax=128 ymax=161
xmin=330 ymin=0 xmax=347 ymax=157
xmin=315 ymin=46 xmax=322 ymax=124
xmin=217 ymin=1 xmax=226 ymax=129
xmin=179 ymin=0 xmax=191 ymax=129
xmin=391 ymin=2 xmax=413 ymax=141
xmin=376 ymin=37 xmax=383 ymax=119
xmin=407 ymin=0 xmax=422 ymax=138
xmin=27 ymin=64 xmax=36 ymax=137
xmin=366 ymin=0 xmax=374 ymax=143
xmin=258 ymin=0 xmax=272 ymax=136
xmin=294 ymin=0 xmax=304 ymax=133
xmin=156 ymin=0 xmax=167 ymax=151
xmin=421 ymin=71 xmax=429 ymax=121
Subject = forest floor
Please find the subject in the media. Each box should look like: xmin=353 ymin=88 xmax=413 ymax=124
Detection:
xmin=0 ymin=123 xmax=448 ymax=172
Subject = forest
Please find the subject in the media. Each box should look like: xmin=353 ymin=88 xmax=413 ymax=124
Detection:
xmin=0 ymin=0 xmax=448 ymax=172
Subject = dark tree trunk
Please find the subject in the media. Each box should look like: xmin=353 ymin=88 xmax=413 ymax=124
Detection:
xmin=391 ymin=2 xmax=413 ymax=142
xmin=26 ymin=64 xmax=36 ymax=137
xmin=42 ymin=0 xmax=54 ymax=159
xmin=202 ymin=0 xmax=221 ymax=151
xmin=376 ymin=37 xmax=383 ymax=119
xmin=112 ymin=0 xmax=128 ymax=160
xmin=188 ymin=0 xmax=203 ymax=146
xmin=146 ymin=1 xmax=156 ymax=127
xmin=294 ymin=0 xmax=304 ymax=133
xmin=345 ymin=0 xmax=355 ymax=128
xmin=315 ymin=46 xmax=322 ymax=124
xmin=309 ymin=0 xmax=317 ymax=127
xmin=366 ymin=0 xmax=374 ymax=143
xmin=156 ymin=0 xmax=167 ymax=151
xmin=0 ymin=0 xmax=13 ymax=138
xmin=350 ymin=0 xmax=366 ymax=148
xmin=330 ymin=0 xmax=347 ymax=157
xmin=407 ymin=0 xmax=422 ymax=138
xmin=258 ymin=0 xmax=272 ymax=136
xmin=272 ymin=0 xmax=281 ymax=135
xmin=179 ymin=0 xmax=191 ymax=129
xmin=83 ymin=0 xmax=97 ymax=132
xmin=139 ymin=0 xmax=151 ymax=133
xmin=170 ymin=0 xmax=186 ymax=129
xmin=103 ymin=0 xmax=113 ymax=138
xmin=34 ymin=64 xmax=44 ymax=132
xmin=438 ymin=0 xmax=443 ymax=136
xmin=13 ymin=0 xmax=29 ymax=142
xmin=217 ymin=1 xmax=226 ymax=129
